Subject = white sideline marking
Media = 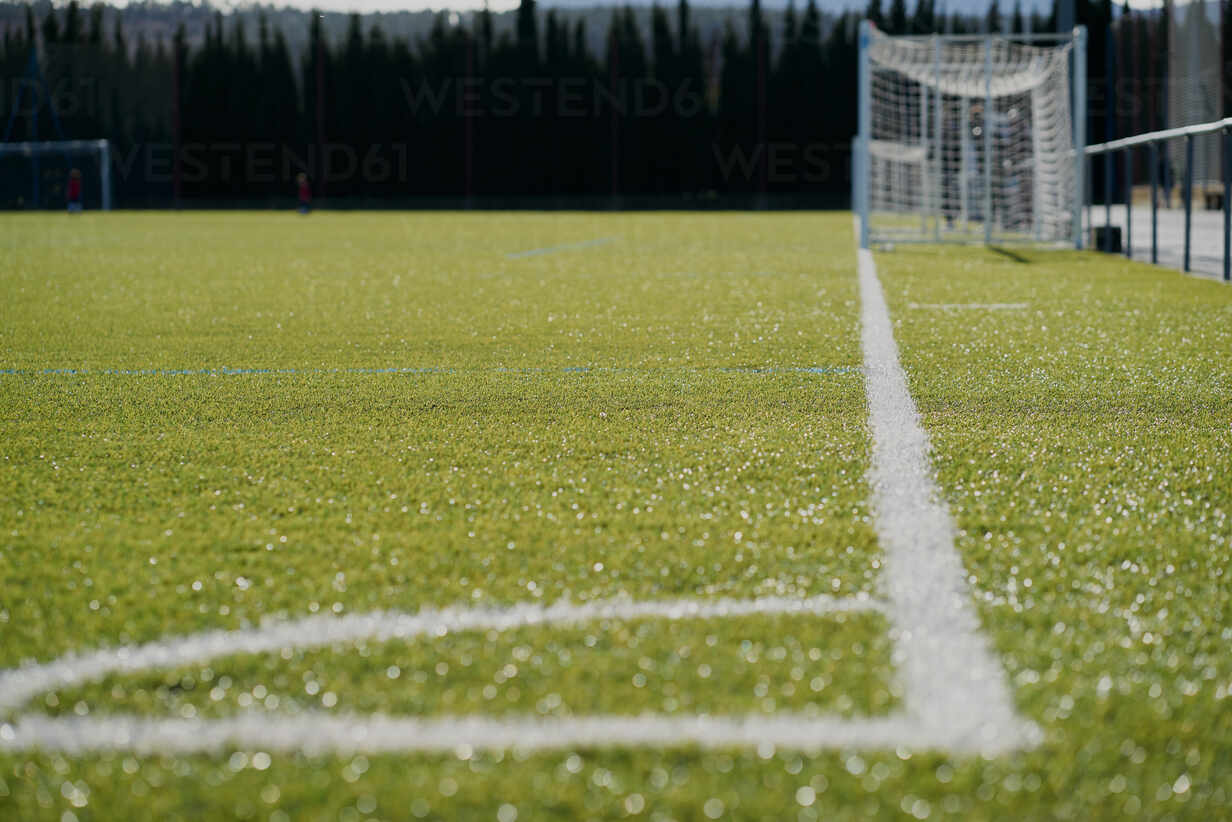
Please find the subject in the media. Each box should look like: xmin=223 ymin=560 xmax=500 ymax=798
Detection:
xmin=908 ymin=302 xmax=1028 ymax=311
xmin=0 ymin=593 xmax=879 ymax=716
xmin=858 ymin=248 xmax=1040 ymax=751
xmin=506 ymin=237 xmax=616 ymax=259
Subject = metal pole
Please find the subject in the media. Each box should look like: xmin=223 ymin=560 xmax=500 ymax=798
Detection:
xmin=32 ymin=98 xmax=39 ymax=208
xmin=1184 ymin=133 xmax=1193 ymax=272
xmin=1224 ymin=128 xmax=1230 ymax=282
xmin=1124 ymin=147 xmax=1132 ymax=258
xmin=1103 ymin=22 xmax=1115 ymax=249
xmin=756 ymin=19 xmax=767 ymax=208
xmin=1150 ymin=140 xmax=1158 ymax=264
xmin=99 ymin=140 xmax=112 ymax=212
xmin=961 ymin=95 xmax=970 ymax=231
xmin=852 ymin=136 xmax=861 ymax=222
xmin=465 ymin=35 xmax=474 ymax=206
xmin=1182 ymin=134 xmax=1192 ymax=273
xmin=920 ymin=80 xmax=929 ymax=235
xmin=609 ymin=37 xmax=620 ymax=206
xmin=1085 ymin=154 xmax=1091 ymax=241
xmin=858 ymin=21 xmax=872 ymax=249
xmin=173 ymin=42 xmax=181 ymax=207
xmin=984 ymin=35 xmax=993 ymax=245
xmin=315 ymin=30 xmax=325 ymax=200
xmin=1073 ymin=26 xmax=1087 ymax=249
xmin=1104 ymin=146 xmax=1112 ymax=246
xmin=933 ymin=35 xmax=942 ymax=241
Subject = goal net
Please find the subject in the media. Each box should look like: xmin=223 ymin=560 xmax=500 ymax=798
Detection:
xmin=0 ymin=140 xmax=113 ymax=211
xmin=855 ymin=25 xmax=1086 ymax=248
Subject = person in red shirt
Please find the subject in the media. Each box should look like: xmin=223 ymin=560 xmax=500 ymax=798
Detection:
xmin=297 ymin=172 xmax=311 ymax=214
xmin=66 ymin=169 xmax=83 ymax=213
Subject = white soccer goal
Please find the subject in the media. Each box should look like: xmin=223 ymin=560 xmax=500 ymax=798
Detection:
xmin=855 ymin=24 xmax=1086 ymax=249
xmin=0 ymin=140 xmax=113 ymax=211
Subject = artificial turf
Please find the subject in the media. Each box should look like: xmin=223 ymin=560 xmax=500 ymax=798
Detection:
xmin=2 ymin=212 xmax=890 ymax=819
xmin=1 ymin=212 xmax=1230 ymax=820
xmin=44 ymin=611 xmax=898 ymax=721
xmin=875 ymin=244 xmax=1232 ymax=819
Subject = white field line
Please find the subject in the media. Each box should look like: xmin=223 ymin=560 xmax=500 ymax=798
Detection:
xmin=908 ymin=302 xmax=1028 ymax=310
xmin=505 ymin=237 xmax=616 ymax=259
xmin=0 ymin=712 xmax=1011 ymax=757
xmin=858 ymin=248 xmax=1040 ymax=752
xmin=0 ymin=593 xmax=880 ymax=717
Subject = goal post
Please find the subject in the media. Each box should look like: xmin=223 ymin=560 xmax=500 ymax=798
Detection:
xmin=0 ymin=140 xmax=113 ymax=211
xmin=856 ymin=24 xmax=1087 ymax=249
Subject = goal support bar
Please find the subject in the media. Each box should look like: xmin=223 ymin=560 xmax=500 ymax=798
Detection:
xmin=1072 ymin=27 xmax=1086 ymax=250
xmin=857 ymin=21 xmax=872 ymax=250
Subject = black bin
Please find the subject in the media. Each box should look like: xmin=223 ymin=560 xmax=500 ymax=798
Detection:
xmin=1092 ymin=225 xmax=1122 ymax=253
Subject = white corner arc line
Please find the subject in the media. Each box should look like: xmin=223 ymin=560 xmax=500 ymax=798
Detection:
xmin=858 ymin=247 xmax=1040 ymax=751
xmin=0 ymin=593 xmax=880 ymax=717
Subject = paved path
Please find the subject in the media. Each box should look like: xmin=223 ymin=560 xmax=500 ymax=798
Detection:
xmin=1091 ymin=204 xmax=1229 ymax=281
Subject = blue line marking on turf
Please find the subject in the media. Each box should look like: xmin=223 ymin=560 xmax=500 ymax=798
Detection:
xmin=0 ymin=366 xmax=859 ymax=377
xmin=505 ymin=237 xmax=617 ymax=259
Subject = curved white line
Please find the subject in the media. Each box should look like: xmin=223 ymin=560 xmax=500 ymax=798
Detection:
xmin=0 ymin=594 xmax=882 ymax=716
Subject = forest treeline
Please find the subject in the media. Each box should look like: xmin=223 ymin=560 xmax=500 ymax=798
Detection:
xmin=0 ymin=0 xmax=1209 ymax=206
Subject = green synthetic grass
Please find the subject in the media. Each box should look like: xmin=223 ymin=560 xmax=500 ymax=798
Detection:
xmin=43 ymin=612 xmax=897 ymax=721
xmin=2 ymin=213 xmax=1231 ymax=820
xmin=0 ymin=370 xmax=876 ymax=669
xmin=876 ymin=244 xmax=1232 ymax=819
xmin=1 ymin=212 xmax=894 ymax=819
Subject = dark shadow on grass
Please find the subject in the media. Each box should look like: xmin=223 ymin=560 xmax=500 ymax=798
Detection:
xmin=989 ymin=246 xmax=1030 ymax=263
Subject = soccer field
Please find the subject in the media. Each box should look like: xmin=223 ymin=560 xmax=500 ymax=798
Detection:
xmin=1 ymin=212 xmax=1230 ymax=819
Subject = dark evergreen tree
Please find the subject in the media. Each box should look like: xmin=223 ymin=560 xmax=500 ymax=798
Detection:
xmin=0 ymin=0 xmax=1047 ymax=206
xmin=889 ymin=0 xmax=909 ymax=34
xmin=516 ymin=0 xmax=539 ymax=68
xmin=62 ymin=1 xmax=82 ymax=42
xmin=986 ymin=0 xmax=1003 ymax=33
xmin=865 ymin=0 xmax=884 ymax=29
xmin=911 ymin=0 xmax=936 ymax=34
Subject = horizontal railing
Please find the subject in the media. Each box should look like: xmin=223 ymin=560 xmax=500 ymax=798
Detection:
xmin=1085 ymin=118 xmax=1232 ymax=156
xmin=1082 ymin=117 xmax=1230 ymax=281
